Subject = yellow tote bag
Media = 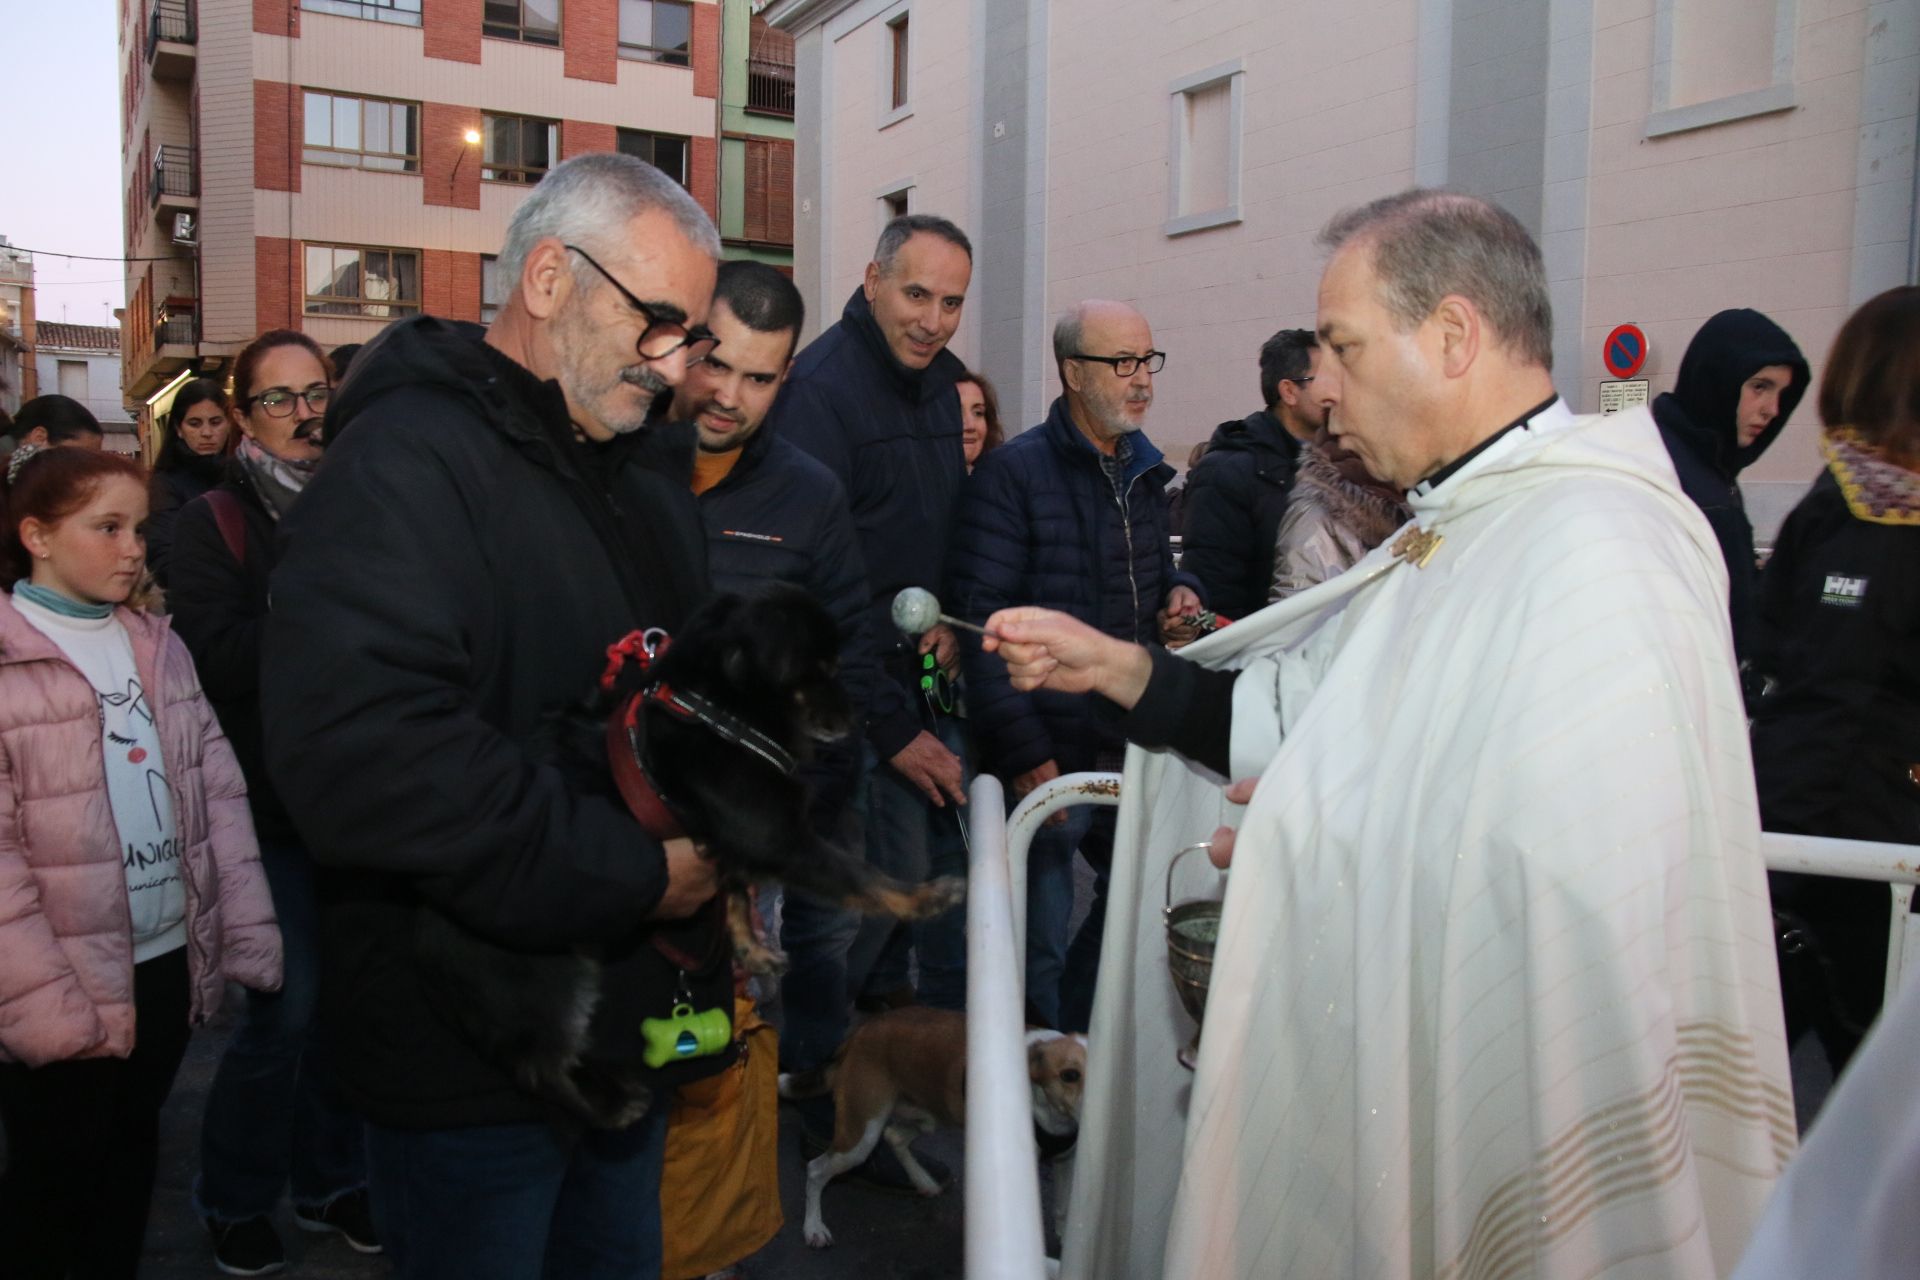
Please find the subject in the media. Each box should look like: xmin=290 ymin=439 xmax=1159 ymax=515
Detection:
xmin=659 ymin=996 xmax=783 ymax=1278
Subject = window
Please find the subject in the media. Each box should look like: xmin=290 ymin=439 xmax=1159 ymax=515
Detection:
xmin=881 ymin=188 xmax=909 ymax=220
xmin=483 ymin=114 xmax=558 ymax=184
xmin=301 ymin=0 xmax=422 ymax=25
xmin=888 ymin=13 xmax=908 ymax=110
xmin=742 ymin=138 xmax=794 ymax=246
xmin=619 ymin=0 xmax=691 ymax=66
xmin=303 ymin=91 xmax=419 ymax=172
xmin=57 ymin=360 xmax=87 ymax=400
xmin=304 ymin=244 xmax=421 ymax=317
xmin=616 ymin=129 xmax=688 ymax=187
xmin=1166 ymin=61 xmax=1244 ymax=237
xmin=481 ymin=255 xmax=504 ymax=324
xmin=1646 ymin=0 xmax=1796 ymax=137
xmin=484 ymin=0 xmax=560 ymax=45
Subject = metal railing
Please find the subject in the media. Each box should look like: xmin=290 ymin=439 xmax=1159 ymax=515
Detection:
xmin=966 ymin=769 xmax=1920 ymax=1276
xmin=155 ymin=311 xmax=197 ymax=347
xmin=151 ymin=145 xmax=197 ymax=203
xmin=148 ymin=0 xmax=195 ymax=51
xmin=746 ymin=56 xmax=796 ymax=116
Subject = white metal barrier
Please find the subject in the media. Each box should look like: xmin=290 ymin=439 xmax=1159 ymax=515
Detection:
xmin=963 ymin=773 xmax=1920 ymax=1276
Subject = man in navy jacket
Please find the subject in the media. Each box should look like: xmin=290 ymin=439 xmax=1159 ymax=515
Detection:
xmin=949 ymin=299 xmax=1202 ymax=1030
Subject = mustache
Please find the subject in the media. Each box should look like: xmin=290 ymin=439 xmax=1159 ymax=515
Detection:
xmin=620 ymin=366 xmax=671 ymax=396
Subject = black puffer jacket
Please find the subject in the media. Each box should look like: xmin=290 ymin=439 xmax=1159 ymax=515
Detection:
xmin=167 ymin=467 xmax=294 ymax=842
xmin=696 ymin=423 xmax=877 ymax=827
xmin=768 ymin=289 xmax=966 ymax=758
xmin=261 ymin=316 xmax=726 ymax=1129
xmin=1179 ymin=410 xmax=1302 ymax=619
xmin=1652 ymin=309 xmax=1807 ymax=662
xmin=145 ymin=442 xmax=227 ymax=589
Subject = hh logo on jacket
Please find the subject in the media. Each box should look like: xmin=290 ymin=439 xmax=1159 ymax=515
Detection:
xmin=1821 ymin=574 xmax=1868 ymax=606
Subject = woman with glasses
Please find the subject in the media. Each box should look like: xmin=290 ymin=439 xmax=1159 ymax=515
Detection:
xmin=169 ymin=330 xmax=380 ymax=1275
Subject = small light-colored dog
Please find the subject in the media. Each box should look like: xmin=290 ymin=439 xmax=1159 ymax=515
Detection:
xmin=778 ymin=1006 xmax=1088 ymax=1249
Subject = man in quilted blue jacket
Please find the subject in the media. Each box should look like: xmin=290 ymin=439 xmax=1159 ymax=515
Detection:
xmin=948 ymin=299 xmax=1203 ymax=1030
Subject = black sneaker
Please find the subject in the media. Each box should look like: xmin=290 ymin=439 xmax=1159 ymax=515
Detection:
xmin=206 ymin=1216 xmax=286 ymax=1277
xmin=293 ymin=1188 xmax=383 ymax=1254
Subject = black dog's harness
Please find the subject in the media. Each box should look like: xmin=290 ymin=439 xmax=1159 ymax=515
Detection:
xmin=599 ymin=628 xmax=799 ymax=840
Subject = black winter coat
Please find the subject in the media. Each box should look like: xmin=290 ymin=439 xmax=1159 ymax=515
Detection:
xmin=1180 ymin=410 xmax=1302 ymax=619
xmin=1751 ymin=469 xmax=1920 ymax=843
xmin=696 ymin=424 xmax=877 ymax=827
xmin=1652 ymin=308 xmax=1808 ymax=663
xmin=260 ymin=316 xmax=725 ymax=1129
xmin=949 ymin=398 xmax=1194 ymax=779
xmin=145 ymin=446 xmax=227 ymax=590
xmin=768 ymin=289 xmax=966 ymax=758
xmin=168 ymin=468 xmax=295 ymax=842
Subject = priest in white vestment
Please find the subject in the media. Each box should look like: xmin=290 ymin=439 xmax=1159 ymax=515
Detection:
xmin=986 ymin=190 xmax=1794 ymax=1280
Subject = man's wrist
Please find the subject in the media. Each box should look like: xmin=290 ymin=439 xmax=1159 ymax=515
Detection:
xmin=1099 ymin=638 xmax=1155 ymax=710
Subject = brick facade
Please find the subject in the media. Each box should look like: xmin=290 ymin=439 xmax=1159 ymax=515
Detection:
xmin=253 ymin=0 xmax=296 ymax=36
xmin=422 ymin=248 xmax=455 ymax=317
xmin=423 ymin=0 xmax=482 ymax=63
xmin=422 ymin=101 xmax=482 ymax=210
xmin=563 ymin=0 xmax=617 ymax=84
xmin=449 ymin=252 xmax=483 ymax=322
xmin=253 ymin=81 xmax=301 ymax=194
xmin=689 ymin=134 xmax=718 ymax=222
xmin=255 ymin=236 xmax=299 ymax=332
xmin=561 ymin=120 xmax=617 ymax=161
xmin=692 ymin=1 xmax=720 ymax=100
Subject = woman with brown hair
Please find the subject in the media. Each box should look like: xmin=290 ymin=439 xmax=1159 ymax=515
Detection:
xmin=1751 ymin=285 xmax=1920 ymax=1078
xmin=956 ymin=367 xmax=1004 ymax=472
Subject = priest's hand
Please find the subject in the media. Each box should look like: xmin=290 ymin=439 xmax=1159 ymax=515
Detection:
xmin=1206 ymin=778 xmax=1260 ymax=869
xmin=982 ymin=607 xmax=1154 ymax=709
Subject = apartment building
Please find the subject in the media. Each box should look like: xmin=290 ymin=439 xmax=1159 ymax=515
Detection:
xmin=769 ymin=0 xmax=1920 ymax=537
xmin=0 ymin=238 xmax=37 ymax=414
xmin=119 ymin=0 xmax=799 ymax=449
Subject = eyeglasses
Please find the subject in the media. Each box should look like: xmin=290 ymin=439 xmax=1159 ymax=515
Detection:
xmin=253 ymin=385 xmax=331 ymax=417
xmin=1069 ymin=350 xmax=1167 ymax=377
xmin=565 ymin=244 xmax=720 ymax=363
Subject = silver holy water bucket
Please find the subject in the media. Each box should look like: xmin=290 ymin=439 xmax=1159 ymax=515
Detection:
xmin=1164 ymin=843 xmax=1221 ymax=1069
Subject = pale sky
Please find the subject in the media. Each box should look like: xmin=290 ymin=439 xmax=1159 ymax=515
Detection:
xmin=0 ymin=2 xmax=128 ymax=330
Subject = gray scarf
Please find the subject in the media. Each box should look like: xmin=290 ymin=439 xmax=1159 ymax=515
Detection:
xmin=234 ymin=436 xmax=319 ymax=521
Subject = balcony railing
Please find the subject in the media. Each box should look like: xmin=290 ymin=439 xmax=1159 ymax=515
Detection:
xmin=151 ymin=145 xmax=197 ymax=204
xmin=155 ymin=310 xmax=198 ymax=347
xmin=148 ymin=0 xmax=195 ymax=52
xmin=746 ymin=56 xmax=796 ymax=117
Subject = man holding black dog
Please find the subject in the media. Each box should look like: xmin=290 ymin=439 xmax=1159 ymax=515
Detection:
xmin=262 ymin=154 xmax=726 ymax=1279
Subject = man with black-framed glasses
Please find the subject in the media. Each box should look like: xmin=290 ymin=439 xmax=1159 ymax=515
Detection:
xmin=947 ymin=298 xmax=1204 ymax=1033
xmin=1182 ymin=327 xmax=1332 ymax=620
xmin=261 ymin=153 xmax=727 ymax=1280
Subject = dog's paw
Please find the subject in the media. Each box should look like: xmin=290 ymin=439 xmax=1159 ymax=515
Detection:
xmin=803 ymin=1222 xmax=834 ymax=1249
xmin=735 ymin=939 xmax=790 ymax=979
xmin=905 ymin=876 xmax=967 ymax=919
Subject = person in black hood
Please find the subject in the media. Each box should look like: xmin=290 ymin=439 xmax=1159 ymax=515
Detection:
xmin=144 ymin=378 xmax=234 ymax=589
xmin=1181 ymin=328 xmax=1326 ymax=619
xmin=1652 ymin=308 xmax=1808 ymax=667
xmin=259 ymin=154 xmax=724 ymax=1279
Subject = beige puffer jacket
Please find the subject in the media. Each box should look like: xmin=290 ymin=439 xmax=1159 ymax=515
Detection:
xmin=0 ymin=593 xmax=281 ymax=1066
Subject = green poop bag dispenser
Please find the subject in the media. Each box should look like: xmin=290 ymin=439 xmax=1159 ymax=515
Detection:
xmin=642 ymin=1002 xmax=731 ymax=1069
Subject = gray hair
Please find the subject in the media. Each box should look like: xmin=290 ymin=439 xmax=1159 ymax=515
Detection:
xmin=872 ymin=214 xmax=972 ymax=277
xmin=1318 ymin=189 xmax=1553 ymax=370
xmin=1052 ymin=306 xmax=1085 ymax=384
xmin=498 ymin=152 xmax=720 ymax=292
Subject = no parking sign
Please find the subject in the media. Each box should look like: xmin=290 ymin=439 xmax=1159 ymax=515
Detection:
xmin=1602 ymin=323 xmax=1648 ymax=379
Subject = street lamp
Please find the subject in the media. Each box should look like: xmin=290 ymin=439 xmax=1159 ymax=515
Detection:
xmin=451 ymin=127 xmax=482 ymax=185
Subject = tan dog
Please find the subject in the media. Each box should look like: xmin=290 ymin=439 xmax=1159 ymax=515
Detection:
xmin=778 ymin=1007 xmax=1088 ymax=1249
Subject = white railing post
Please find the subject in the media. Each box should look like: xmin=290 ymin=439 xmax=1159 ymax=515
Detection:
xmin=1759 ymin=831 xmax=1920 ymax=1005
xmin=965 ymin=773 xmax=1047 ymax=1279
xmin=1005 ymin=773 xmax=1125 ymax=1001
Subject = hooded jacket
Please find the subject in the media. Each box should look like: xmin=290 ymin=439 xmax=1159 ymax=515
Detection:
xmin=767 ymin=289 xmax=967 ymax=759
xmin=1652 ymin=308 xmax=1808 ymax=663
xmin=1180 ymin=410 xmax=1303 ymax=620
xmin=695 ymin=421 xmax=877 ymax=827
xmin=1269 ymin=446 xmax=1412 ymax=602
xmin=948 ymin=397 xmax=1193 ymax=779
xmin=259 ymin=316 xmax=727 ymax=1129
xmin=0 ymin=599 xmax=281 ymax=1067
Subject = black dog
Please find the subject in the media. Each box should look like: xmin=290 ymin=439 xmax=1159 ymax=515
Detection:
xmin=415 ymin=586 xmax=965 ymax=1129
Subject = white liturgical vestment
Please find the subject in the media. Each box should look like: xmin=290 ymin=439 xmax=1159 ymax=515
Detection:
xmin=1063 ymin=401 xmax=1794 ymax=1280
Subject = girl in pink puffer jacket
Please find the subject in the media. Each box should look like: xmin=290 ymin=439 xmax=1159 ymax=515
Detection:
xmin=0 ymin=444 xmax=282 ymax=1279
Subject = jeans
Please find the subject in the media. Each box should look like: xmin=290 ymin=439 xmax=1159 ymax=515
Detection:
xmin=0 ymin=948 xmax=192 ymax=1280
xmin=779 ymin=718 xmax=972 ymax=1072
xmin=1024 ymin=804 xmax=1115 ymax=1033
xmin=197 ymin=836 xmax=365 ymax=1221
xmin=365 ymin=1100 xmax=670 ymax=1280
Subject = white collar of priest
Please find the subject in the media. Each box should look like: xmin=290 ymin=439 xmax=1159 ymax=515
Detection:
xmin=1409 ymin=394 xmax=1569 ymax=499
